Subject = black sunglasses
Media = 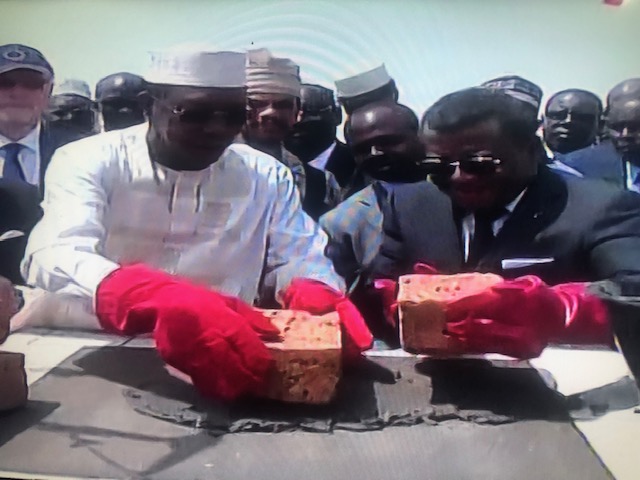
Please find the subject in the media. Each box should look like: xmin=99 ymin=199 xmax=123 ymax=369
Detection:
xmin=0 ymin=75 xmax=47 ymax=90
xmin=420 ymin=154 xmax=503 ymax=175
xmin=154 ymin=98 xmax=246 ymax=126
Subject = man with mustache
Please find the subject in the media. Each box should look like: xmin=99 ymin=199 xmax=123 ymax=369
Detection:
xmin=95 ymin=72 xmax=146 ymax=132
xmin=284 ymin=83 xmax=355 ymax=188
xmin=542 ymin=89 xmax=602 ymax=156
xmin=0 ymin=44 xmax=58 ymax=189
xmin=563 ymin=79 xmax=640 ymax=191
xmin=371 ymin=87 xmax=640 ymax=377
xmin=320 ymin=101 xmax=430 ymax=289
xmin=243 ymin=49 xmax=338 ymax=220
xmin=45 ymin=78 xmax=99 ymax=149
xmin=20 ymin=46 xmax=372 ymax=402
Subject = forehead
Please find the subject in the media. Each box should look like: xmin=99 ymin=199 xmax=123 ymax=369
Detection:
xmin=547 ymin=92 xmax=600 ymax=112
xmin=608 ymin=99 xmax=640 ymax=122
xmin=423 ymin=119 xmax=502 ymax=154
xmin=350 ymin=107 xmax=407 ymax=142
xmin=161 ymin=86 xmax=245 ymax=105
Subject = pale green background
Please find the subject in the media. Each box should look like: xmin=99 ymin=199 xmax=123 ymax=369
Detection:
xmin=1 ymin=0 xmax=639 ymax=115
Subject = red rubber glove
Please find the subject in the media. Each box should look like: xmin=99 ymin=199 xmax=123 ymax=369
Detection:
xmin=444 ymin=276 xmax=611 ymax=359
xmin=373 ymin=263 xmax=439 ymax=328
xmin=96 ymin=264 xmax=280 ymax=401
xmin=282 ymin=278 xmax=373 ymax=362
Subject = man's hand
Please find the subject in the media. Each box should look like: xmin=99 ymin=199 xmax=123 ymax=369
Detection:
xmin=444 ymin=276 xmax=610 ymax=359
xmin=96 ymin=264 xmax=280 ymax=401
xmin=282 ymin=278 xmax=373 ymax=362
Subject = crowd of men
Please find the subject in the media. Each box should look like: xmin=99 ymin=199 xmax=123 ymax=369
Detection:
xmin=1 ymin=41 xmax=640 ymax=401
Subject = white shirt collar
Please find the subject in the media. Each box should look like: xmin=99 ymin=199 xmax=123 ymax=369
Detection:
xmin=504 ymin=188 xmax=527 ymax=215
xmin=309 ymin=141 xmax=337 ymax=171
xmin=626 ymin=161 xmax=640 ymax=192
xmin=0 ymin=123 xmax=40 ymax=153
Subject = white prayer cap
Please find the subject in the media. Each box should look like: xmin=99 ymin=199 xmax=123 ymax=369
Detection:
xmin=335 ymin=64 xmax=392 ymax=99
xmin=246 ymin=48 xmax=301 ymax=98
xmin=144 ymin=44 xmax=246 ymax=88
xmin=52 ymin=79 xmax=92 ymax=99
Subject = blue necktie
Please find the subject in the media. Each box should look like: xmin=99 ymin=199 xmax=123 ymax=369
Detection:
xmin=1 ymin=143 xmax=25 ymax=181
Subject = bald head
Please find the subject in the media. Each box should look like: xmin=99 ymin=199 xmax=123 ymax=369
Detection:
xmin=607 ymin=78 xmax=640 ymax=107
xmin=543 ymin=89 xmax=602 ymax=154
xmin=348 ymin=102 xmax=425 ymax=183
xmin=350 ymin=101 xmax=418 ymax=139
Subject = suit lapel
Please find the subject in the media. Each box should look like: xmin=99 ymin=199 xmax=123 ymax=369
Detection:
xmin=412 ymin=182 xmax=463 ymax=273
xmin=476 ymin=168 xmax=568 ymax=272
xmin=325 ymin=141 xmax=355 ymax=187
xmin=38 ymin=125 xmax=58 ymax=193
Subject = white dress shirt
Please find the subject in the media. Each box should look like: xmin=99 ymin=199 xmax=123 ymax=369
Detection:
xmin=309 ymin=142 xmax=337 ymax=172
xmin=21 ymin=124 xmax=344 ymax=328
xmin=0 ymin=124 xmax=41 ymax=185
xmin=625 ymin=162 xmax=640 ymax=193
xmin=461 ymin=189 xmax=527 ymax=262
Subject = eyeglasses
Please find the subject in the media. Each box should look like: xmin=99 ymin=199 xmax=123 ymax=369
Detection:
xmin=420 ymin=153 xmax=503 ymax=175
xmin=247 ymin=98 xmax=296 ymax=111
xmin=0 ymin=75 xmax=47 ymax=90
xmin=606 ymin=123 xmax=640 ymax=138
xmin=154 ymin=98 xmax=247 ymax=127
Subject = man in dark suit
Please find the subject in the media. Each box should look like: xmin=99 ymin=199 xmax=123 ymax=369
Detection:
xmin=562 ymin=79 xmax=640 ymax=190
xmin=371 ymin=87 xmax=640 ymax=374
xmin=285 ymin=83 xmax=356 ymax=188
xmin=0 ymin=179 xmax=41 ymax=284
xmin=0 ymin=44 xmax=59 ymax=192
xmin=320 ymin=101 xmax=427 ymax=289
xmin=542 ymin=89 xmax=602 ymax=156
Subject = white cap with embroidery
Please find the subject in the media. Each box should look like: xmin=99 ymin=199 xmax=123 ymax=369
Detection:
xmin=144 ymin=44 xmax=246 ymax=88
xmin=246 ymin=48 xmax=301 ymax=98
xmin=335 ymin=64 xmax=392 ymax=99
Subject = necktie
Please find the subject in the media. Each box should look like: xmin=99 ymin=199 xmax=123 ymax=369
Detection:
xmin=1 ymin=143 xmax=25 ymax=181
xmin=466 ymin=209 xmax=506 ymax=267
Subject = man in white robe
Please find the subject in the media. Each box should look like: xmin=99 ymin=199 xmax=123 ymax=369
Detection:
xmin=17 ymin=46 xmax=372 ymax=401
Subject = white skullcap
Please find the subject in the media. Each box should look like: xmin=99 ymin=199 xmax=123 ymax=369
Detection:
xmin=144 ymin=44 xmax=246 ymax=88
xmin=335 ymin=64 xmax=392 ymax=99
xmin=53 ymin=79 xmax=92 ymax=99
xmin=246 ymin=48 xmax=301 ymax=98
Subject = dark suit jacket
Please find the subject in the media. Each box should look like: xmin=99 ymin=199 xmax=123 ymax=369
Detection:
xmin=373 ymin=168 xmax=640 ymax=284
xmin=39 ymin=122 xmax=65 ymax=191
xmin=325 ymin=141 xmax=356 ymax=188
xmin=302 ymin=163 xmax=333 ymax=221
xmin=371 ymin=168 xmax=640 ymax=373
xmin=0 ymin=179 xmax=42 ymax=284
xmin=562 ymin=141 xmax=640 ymax=189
